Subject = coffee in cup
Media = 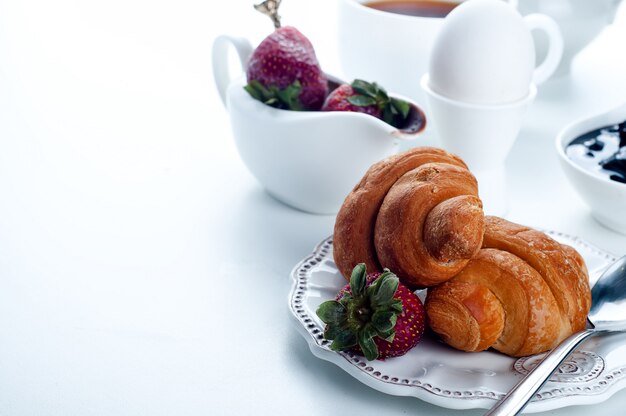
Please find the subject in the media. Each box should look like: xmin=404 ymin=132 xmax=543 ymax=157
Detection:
xmin=364 ymin=0 xmax=459 ymax=18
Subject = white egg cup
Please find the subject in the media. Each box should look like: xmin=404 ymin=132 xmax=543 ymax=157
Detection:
xmin=337 ymin=0 xmax=519 ymax=105
xmin=422 ymin=74 xmax=537 ymax=217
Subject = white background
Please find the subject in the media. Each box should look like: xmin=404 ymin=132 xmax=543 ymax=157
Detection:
xmin=1 ymin=0 xmax=626 ymax=415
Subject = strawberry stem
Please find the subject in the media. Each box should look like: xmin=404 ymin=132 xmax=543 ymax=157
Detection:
xmin=254 ymin=0 xmax=282 ymax=29
xmin=244 ymin=79 xmax=303 ymax=110
xmin=348 ymin=80 xmax=412 ymax=129
xmin=316 ymin=264 xmax=403 ymax=361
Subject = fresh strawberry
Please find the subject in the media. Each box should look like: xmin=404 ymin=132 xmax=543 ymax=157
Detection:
xmin=321 ymin=84 xmax=382 ymax=118
xmin=322 ymin=80 xmax=411 ymax=128
xmin=244 ymin=1 xmax=328 ymax=111
xmin=316 ymin=263 xmax=425 ymax=360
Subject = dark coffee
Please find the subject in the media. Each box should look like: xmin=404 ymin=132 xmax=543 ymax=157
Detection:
xmin=364 ymin=0 xmax=459 ymax=18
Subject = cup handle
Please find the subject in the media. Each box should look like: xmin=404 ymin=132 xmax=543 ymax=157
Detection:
xmin=524 ymin=14 xmax=563 ymax=85
xmin=212 ymin=35 xmax=254 ymax=108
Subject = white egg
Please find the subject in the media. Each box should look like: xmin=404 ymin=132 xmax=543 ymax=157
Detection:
xmin=428 ymin=0 xmax=535 ymax=105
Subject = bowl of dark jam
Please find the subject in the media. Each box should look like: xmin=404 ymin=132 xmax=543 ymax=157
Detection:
xmin=557 ymin=103 xmax=626 ymax=234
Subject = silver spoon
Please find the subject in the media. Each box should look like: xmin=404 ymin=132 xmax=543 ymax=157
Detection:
xmin=485 ymin=255 xmax=626 ymax=416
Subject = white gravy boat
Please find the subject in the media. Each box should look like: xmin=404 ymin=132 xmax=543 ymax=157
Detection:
xmin=212 ymin=35 xmax=426 ymax=214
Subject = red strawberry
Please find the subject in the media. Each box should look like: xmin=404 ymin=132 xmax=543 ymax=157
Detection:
xmin=322 ymin=80 xmax=412 ymax=129
xmin=244 ymin=23 xmax=328 ymax=111
xmin=316 ymin=263 xmax=426 ymax=360
xmin=321 ymin=84 xmax=382 ymax=118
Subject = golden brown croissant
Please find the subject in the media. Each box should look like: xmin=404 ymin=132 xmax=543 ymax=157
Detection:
xmin=425 ymin=216 xmax=591 ymax=357
xmin=333 ymin=146 xmax=485 ymax=288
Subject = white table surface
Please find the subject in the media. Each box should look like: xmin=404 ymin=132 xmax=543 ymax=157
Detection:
xmin=1 ymin=0 xmax=626 ymax=415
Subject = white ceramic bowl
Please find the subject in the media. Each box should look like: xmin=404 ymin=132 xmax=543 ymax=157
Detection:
xmin=556 ymin=102 xmax=626 ymax=234
xmin=518 ymin=0 xmax=622 ymax=77
xmin=225 ymin=77 xmax=425 ymax=215
xmin=212 ymin=35 xmax=426 ymax=215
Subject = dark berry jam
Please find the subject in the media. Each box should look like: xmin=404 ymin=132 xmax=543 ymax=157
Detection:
xmin=566 ymin=121 xmax=626 ymax=184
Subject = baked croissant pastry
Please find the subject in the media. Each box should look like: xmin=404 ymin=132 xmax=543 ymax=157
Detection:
xmin=425 ymin=216 xmax=591 ymax=357
xmin=333 ymin=146 xmax=485 ymax=288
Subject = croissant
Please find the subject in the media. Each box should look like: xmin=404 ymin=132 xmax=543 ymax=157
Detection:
xmin=425 ymin=216 xmax=591 ymax=357
xmin=333 ymin=147 xmax=485 ymax=288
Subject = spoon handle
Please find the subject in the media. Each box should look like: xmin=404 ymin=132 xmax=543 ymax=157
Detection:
xmin=485 ymin=329 xmax=596 ymax=416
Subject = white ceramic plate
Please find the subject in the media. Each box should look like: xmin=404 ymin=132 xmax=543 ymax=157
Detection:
xmin=289 ymin=231 xmax=622 ymax=413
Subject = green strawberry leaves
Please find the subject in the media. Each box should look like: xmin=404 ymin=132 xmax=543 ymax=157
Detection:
xmin=371 ymin=310 xmax=396 ymax=333
xmin=244 ymin=78 xmax=412 ymax=127
xmin=347 ymin=79 xmax=411 ymax=128
xmin=244 ymin=79 xmax=303 ymax=111
xmin=316 ymin=300 xmax=346 ymax=324
xmin=358 ymin=325 xmax=378 ymax=360
xmin=315 ymin=263 xmax=404 ymax=361
xmin=350 ymin=263 xmax=367 ymax=297
xmin=330 ymin=329 xmax=358 ymax=351
xmin=347 ymin=95 xmax=377 ymax=107
xmin=369 ymin=270 xmax=399 ymax=307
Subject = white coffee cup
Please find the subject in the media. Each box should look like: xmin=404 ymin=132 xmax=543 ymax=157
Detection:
xmin=337 ymin=0 xmax=560 ymax=105
xmin=517 ymin=0 xmax=622 ymax=77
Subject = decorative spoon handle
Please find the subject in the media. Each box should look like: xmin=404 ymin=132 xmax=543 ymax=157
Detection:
xmin=485 ymin=329 xmax=596 ymax=416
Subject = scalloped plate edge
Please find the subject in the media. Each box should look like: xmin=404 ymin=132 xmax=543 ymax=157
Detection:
xmin=288 ymin=234 xmax=624 ymax=412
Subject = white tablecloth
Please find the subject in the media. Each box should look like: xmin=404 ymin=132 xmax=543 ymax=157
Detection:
xmin=1 ymin=0 xmax=625 ymax=414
